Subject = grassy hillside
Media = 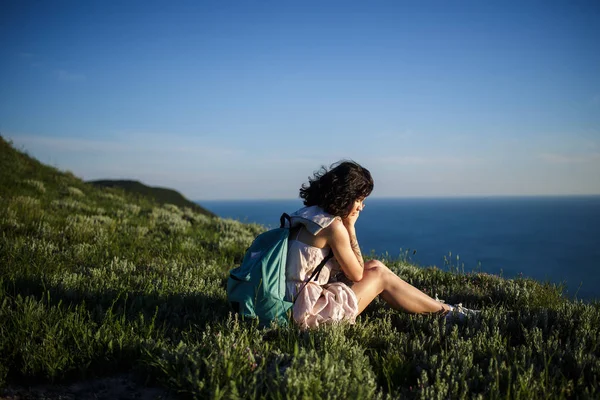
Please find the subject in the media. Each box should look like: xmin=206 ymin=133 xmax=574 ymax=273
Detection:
xmin=88 ymin=179 xmax=215 ymax=218
xmin=1 ymin=136 xmax=599 ymax=399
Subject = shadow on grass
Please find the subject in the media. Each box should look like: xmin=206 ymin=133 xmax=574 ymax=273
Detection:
xmin=1 ymin=276 xmax=235 ymax=386
xmin=4 ymin=276 xmax=232 ymax=333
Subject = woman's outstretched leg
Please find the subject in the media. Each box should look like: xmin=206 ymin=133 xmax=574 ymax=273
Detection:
xmin=351 ymin=260 xmax=451 ymax=315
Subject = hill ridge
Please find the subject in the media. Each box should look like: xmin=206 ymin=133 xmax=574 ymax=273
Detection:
xmin=87 ymin=179 xmax=215 ymax=217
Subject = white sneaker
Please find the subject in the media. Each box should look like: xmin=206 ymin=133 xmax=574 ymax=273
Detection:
xmin=444 ymin=303 xmax=480 ymax=322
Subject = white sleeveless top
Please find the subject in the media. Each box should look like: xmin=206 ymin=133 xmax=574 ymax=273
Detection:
xmin=286 ymin=206 xmax=339 ymax=291
xmin=285 ymin=206 xmax=359 ymax=329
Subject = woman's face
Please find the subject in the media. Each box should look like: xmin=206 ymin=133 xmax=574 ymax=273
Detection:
xmin=346 ymin=198 xmax=366 ymax=217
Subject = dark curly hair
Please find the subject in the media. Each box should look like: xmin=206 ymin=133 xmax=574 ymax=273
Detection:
xmin=299 ymin=160 xmax=374 ymax=218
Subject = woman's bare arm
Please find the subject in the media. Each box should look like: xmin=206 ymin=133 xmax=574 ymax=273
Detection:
xmin=325 ymin=219 xmax=364 ymax=282
xmin=344 ymin=223 xmax=364 ymax=269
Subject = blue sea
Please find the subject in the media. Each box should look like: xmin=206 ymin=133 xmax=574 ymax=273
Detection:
xmin=200 ymin=197 xmax=600 ymax=301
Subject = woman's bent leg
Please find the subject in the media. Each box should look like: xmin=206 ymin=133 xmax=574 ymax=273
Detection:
xmin=351 ymin=260 xmax=451 ymax=315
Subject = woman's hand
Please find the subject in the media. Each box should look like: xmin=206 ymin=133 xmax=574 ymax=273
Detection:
xmin=342 ymin=210 xmax=359 ymax=229
xmin=342 ymin=199 xmax=364 ymax=229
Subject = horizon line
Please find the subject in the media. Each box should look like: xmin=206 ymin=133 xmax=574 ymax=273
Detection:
xmin=196 ymin=193 xmax=600 ymax=202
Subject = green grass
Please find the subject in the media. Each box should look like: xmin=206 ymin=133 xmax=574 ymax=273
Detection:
xmin=1 ymin=136 xmax=599 ymax=399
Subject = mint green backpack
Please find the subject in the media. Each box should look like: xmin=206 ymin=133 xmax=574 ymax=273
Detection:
xmin=226 ymin=213 xmax=332 ymax=327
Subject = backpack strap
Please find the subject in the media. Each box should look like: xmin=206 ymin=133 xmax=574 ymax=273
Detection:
xmin=308 ymin=250 xmax=334 ymax=283
xmin=280 ymin=213 xmax=291 ymax=228
xmin=294 ymin=249 xmax=334 ymax=303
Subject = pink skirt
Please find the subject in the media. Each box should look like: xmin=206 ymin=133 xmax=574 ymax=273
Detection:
xmin=292 ymin=281 xmax=359 ymax=329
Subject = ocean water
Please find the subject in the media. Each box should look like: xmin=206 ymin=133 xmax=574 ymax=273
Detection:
xmin=200 ymin=196 xmax=600 ymax=301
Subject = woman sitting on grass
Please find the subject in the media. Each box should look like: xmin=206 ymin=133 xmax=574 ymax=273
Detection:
xmin=286 ymin=160 xmax=478 ymax=329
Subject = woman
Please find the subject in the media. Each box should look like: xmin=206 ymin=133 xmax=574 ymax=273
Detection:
xmin=286 ymin=160 xmax=477 ymax=329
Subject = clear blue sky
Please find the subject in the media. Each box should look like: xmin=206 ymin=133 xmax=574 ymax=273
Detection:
xmin=2 ymin=0 xmax=599 ymax=200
